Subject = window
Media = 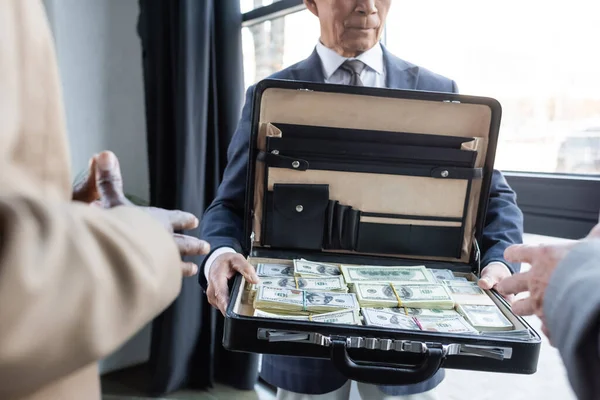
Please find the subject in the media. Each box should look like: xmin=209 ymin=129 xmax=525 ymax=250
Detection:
xmin=241 ymin=0 xmax=600 ymax=238
xmin=241 ymin=0 xmax=286 ymax=14
xmin=242 ymin=9 xmax=319 ymax=90
xmin=385 ymin=0 xmax=600 ymax=176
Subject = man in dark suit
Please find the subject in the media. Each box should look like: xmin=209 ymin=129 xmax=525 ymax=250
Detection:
xmin=198 ymin=1 xmax=524 ymax=398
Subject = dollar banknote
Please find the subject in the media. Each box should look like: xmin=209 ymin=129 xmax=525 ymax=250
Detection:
xmin=341 ymin=265 xmax=436 ymax=284
xmin=256 ymin=263 xmax=294 ymax=277
xmin=438 ymin=278 xmax=469 ymax=285
xmin=361 ymin=308 xmax=420 ymax=330
xmin=415 ymin=316 xmax=479 ymax=334
xmin=429 ymin=269 xmax=456 ymax=282
xmin=254 ymin=309 xmax=361 ymax=325
xmin=445 ymin=282 xmax=495 ymax=306
xmin=254 ymin=286 xmax=358 ymax=315
xmin=293 ymin=259 xmax=342 ymax=277
xmin=253 ymin=276 xmax=347 ymax=291
xmin=352 ymin=283 xmax=454 ymax=309
xmin=395 ymin=307 xmax=460 ymax=318
xmin=243 ymin=276 xmax=347 ymax=304
xmin=457 ymin=304 xmax=513 ymax=331
xmin=480 ymin=330 xmax=533 ymax=340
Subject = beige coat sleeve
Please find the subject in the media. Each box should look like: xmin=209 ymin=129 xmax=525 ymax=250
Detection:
xmin=0 ymin=0 xmax=184 ymax=397
xmin=0 ymin=185 xmax=183 ymax=397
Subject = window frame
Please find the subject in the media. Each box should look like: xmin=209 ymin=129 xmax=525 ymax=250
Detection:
xmin=242 ymin=2 xmax=600 ymax=239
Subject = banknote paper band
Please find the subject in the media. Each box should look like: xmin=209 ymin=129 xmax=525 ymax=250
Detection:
xmin=389 ymin=283 xmax=403 ymax=307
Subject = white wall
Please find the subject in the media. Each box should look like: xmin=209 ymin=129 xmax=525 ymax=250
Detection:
xmin=43 ymin=0 xmax=152 ymax=374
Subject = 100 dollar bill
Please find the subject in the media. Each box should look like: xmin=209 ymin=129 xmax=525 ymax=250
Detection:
xmin=415 ymin=316 xmax=479 ymax=334
xmin=353 ymin=283 xmax=454 ymax=309
xmin=361 ymin=308 xmax=420 ymax=330
xmin=254 ymin=309 xmax=361 ymax=325
xmin=341 ymin=265 xmax=435 ymax=284
xmin=293 ymin=259 xmax=342 ymax=277
xmin=254 ymin=286 xmax=358 ymax=315
xmin=457 ymin=304 xmax=513 ymax=331
xmin=256 ymin=263 xmax=294 ymax=277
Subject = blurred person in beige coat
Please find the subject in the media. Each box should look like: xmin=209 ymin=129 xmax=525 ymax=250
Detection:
xmin=0 ymin=0 xmax=210 ymax=399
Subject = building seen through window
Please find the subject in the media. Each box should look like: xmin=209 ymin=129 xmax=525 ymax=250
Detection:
xmin=240 ymin=0 xmax=600 ymax=176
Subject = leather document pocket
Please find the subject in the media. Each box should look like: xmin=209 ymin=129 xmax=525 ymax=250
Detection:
xmin=264 ymin=183 xmax=329 ymax=250
xmin=355 ymin=215 xmax=463 ymax=258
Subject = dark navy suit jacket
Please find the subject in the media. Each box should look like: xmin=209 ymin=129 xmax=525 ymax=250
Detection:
xmin=198 ymin=45 xmax=524 ymax=395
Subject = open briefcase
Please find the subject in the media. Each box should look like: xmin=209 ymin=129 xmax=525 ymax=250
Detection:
xmin=223 ymin=79 xmax=541 ymax=386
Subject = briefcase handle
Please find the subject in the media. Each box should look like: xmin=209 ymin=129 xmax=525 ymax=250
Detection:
xmin=330 ymin=339 xmax=444 ymax=385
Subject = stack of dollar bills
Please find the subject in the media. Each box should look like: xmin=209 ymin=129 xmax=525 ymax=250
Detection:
xmin=247 ymin=260 xmax=527 ymax=337
xmin=253 ymin=286 xmax=359 ymax=315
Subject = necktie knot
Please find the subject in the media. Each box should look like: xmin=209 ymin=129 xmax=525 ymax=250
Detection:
xmin=340 ymin=59 xmax=366 ymax=86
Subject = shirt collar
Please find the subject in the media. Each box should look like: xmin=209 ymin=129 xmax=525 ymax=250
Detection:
xmin=315 ymin=41 xmax=384 ymax=80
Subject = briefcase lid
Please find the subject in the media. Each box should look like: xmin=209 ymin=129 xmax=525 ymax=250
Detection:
xmin=243 ymin=79 xmax=501 ymax=268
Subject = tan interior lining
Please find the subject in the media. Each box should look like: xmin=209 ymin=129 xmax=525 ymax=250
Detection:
xmin=268 ymin=169 xmax=468 ymax=217
xmin=251 ymin=88 xmax=493 ymax=263
xmin=360 ymin=216 xmax=462 ymax=227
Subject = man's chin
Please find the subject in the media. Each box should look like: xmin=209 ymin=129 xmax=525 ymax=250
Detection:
xmin=341 ymin=38 xmax=378 ymax=56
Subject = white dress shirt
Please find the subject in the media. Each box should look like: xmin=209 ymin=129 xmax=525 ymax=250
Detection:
xmin=315 ymin=40 xmax=386 ymax=88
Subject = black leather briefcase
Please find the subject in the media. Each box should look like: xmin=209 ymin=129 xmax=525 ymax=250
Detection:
xmin=223 ymin=79 xmax=541 ymax=385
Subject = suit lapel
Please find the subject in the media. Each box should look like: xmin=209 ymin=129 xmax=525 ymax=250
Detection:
xmin=291 ymin=49 xmax=326 ymax=83
xmin=290 ymin=45 xmax=419 ymax=89
xmin=382 ymin=44 xmax=419 ymax=90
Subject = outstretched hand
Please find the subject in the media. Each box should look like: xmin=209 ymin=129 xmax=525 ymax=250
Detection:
xmin=72 ymin=151 xmax=210 ymax=277
xmin=496 ymin=224 xmax=600 ymax=341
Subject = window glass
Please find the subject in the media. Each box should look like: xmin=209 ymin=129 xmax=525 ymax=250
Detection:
xmin=241 ymin=0 xmax=287 ymax=16
xmin=242 ymin=9 xmax=320 ymax=89
xmin=242 ymin=1 xmax=600 ymax=175
xmin=385 ymin=0 xmax=600 ymax=174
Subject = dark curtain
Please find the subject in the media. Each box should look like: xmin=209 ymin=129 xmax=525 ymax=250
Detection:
xmin=137 ymin=0 xmax=259 ymax=395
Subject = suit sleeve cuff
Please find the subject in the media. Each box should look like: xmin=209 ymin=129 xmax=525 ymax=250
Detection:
xmin=197 ymin=238 xmax=243 ymax=290
xmin=483 ymin=261 xmax=513 ymax=274
xmin=204 ymin=247 xmax=236 ymax=281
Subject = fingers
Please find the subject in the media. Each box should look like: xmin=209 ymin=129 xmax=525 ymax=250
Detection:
xmin=511 ymin=297 xmax=536 ymax=316
xmin=504 ymin=244 xmax=540 ymax=264
xmin=72 ymin=156 xmax=99 ymax=203
xmin=541 ymin=323 xmax=552 ymax=345
xmin=167 ymin=209 xmax=200 ymax=231
xmin=502 ymin=293 xmax=516 ymax=304
xmin=587 ymin=223 xmax=600 ymax=239
xmin=207 ymin=275 xmax=230 ymax=315
xmin=230 ymin=257 xmax=260 ymax=284
xmin=181 ymin=261 xmax=198 ymax=277
xmin=173 ymin=234 xmax=210 ymax=256
xmin=206 ymin=254 xmax=257 ymax=315
xmin=496 ymin=272 xmax=530 ymax=296
xmin=95 ymin=151 xmax=129 ymax=207
xmin=478 ymin=263 xmax=511 ymax=290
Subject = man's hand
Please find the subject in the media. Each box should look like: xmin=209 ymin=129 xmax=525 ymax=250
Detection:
xmin=72 ymin=157 xmax=100 ymax=204
xmin=207 ymin=252 xmax=259 ymax=315
xmin=496 ymin=224 xmax=600 ymax=340
xmin=75 ymin=151 xmax=210 ymax=277
xmin=478 ymin=262 xmax=514 ymax=302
